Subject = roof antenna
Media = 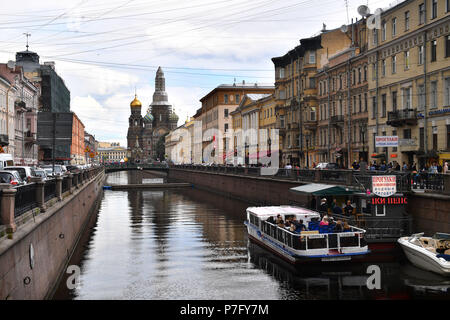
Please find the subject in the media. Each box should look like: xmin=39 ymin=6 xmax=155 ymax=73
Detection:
xmin=23 ymin=32 xmax=31 ymax=51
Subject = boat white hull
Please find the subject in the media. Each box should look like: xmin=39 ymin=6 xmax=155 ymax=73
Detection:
xmin=398 ymin=237 xmax=450 ymax=277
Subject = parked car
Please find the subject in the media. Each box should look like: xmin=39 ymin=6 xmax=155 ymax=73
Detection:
xmin=66 ymin=165 xmax=81 ymax=173
xmin=41 ymin=164 xmax=64 ymax=177
xmin=315 ymin=162 xmax=339 ymax=170
xmin=33 ymin=168 xmax=48 ymax=181
xmin=4 ymin=166 xmax=36 ymax=183
xmin=0 ymin=170 xmax=25 ymax=186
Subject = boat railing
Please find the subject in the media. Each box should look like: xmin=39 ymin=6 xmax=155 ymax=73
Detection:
xmin=261 ymin=220 xmax=366 ymax=252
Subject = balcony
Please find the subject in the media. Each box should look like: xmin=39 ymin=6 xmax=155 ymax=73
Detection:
xmin=304 ymin=119 xmax=317 ymax=131
xmin=24 ymin=130 xmax=37 ymax=144
xmin=387 ymin=109 xmax=418 ymax=127
xmin=330 ymin=115 xmax=345 ymax=126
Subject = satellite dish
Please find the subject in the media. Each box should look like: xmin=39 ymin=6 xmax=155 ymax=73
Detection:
xmin=357 ymin=5 xmax=370 ymax=17
xmin=340 ymin=24 xmax=348 ymax=33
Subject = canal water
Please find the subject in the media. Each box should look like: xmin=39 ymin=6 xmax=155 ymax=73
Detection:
xmin=53 ymin=171 xmax=450 ymax=300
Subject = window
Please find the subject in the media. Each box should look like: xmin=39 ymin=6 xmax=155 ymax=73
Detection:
xmin=364 ymin=93 xmax=368 ymax=112
xmin=419 ymin=3 xmax=425 ymax=24
xmin=372 ymin=63 xmax=376 ymax=80
xmin=382 ymin=94 xmax=387 ymax=117
xmin=418 ymin=45 xmax=424 ymax=64
xmin=431 ymin=0 xmax=437 ymax=19
xmin=309 ymin=52 xmax=315 ymax=64
xmin=430 ymin=81 xmax=437 ymax=109
xmin=392 ymin=18 xmax=397 ymax=36
xmin=224 ymin=123 xmax=229 ymax=132
xmin=224 ymin=94 xmax=229 ymax=104
xmin=392 ymin=130 xmax=397 ymax=152
xmin=403 ymin=87 xmax=411 ymax=109
xmin=372 ymin=29 xmax=378 ymax=45
xmin=309 ymin=78 xmax=316 ymax=89
xmin=445 ymin=77 xmax=450 ymax=106
xmin=447 ymin=125 xmax=450 ymax=150
xmin=431 ymin=40 xmax=437 ymax=62
xmin=404 ymin=128 xmax=411 ymax=139
xmin=392 ymin=55 xmax=397 ymax=74
xmin=364 ymin=65 xmax=367 ymax=82
xmin=420 ymin=127 xmax=425 ymax=150
xmin=447 ymin=0 xmax=450 ymax=12
xmin=418 ymin=85 xmax=425 ymax=111
xmin=339 ymin=75 xmax=342 ymax=89
xmin=404 ymin=50 xmax=410 ymax=69
xmin=381 ymin=20 xmax=387 ymax=41
xmin=279 ymin=90 xmax=286 ymax=99
xmin=433 ymin=127 xmax=438 ymax=150
xmin=392 ymin=91 xmax=397 ymax=112
xmin=279 ymin=68 xmax=285 ymax=78
xmin=405 ymin=11 xmax=410 ymax=30
xmin=352 ymin=69 xmax=356 ymax=85
xmin=382 ymin=59 xmax=386 ymax=76
xmin=358 ymin=67 xmax=361 ymax=83
xmin=372 ymin=96 xmax=376 ymax=119
xmin=359 ymin=94 xmax=362 ymax=113
xmin=446 ymin=35 xmax=450 ymax=58
xmin=353 ymin=96 xmax=357 ymax=113
xmin=235 ymin=94 xmax=240 ymax=104
xmin=224 ymin=108 xmax=229 ymax=117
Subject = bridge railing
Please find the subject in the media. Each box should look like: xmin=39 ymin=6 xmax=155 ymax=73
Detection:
xmin=0 ymin=166 xmax=105 ymax=233
xmin=170 ymin=164 xmax=449 ymax=194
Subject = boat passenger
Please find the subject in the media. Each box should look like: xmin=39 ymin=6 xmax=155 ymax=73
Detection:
xmin=297 ymin=219 xmax=308 ymax=232
xmin=343 ymin=221 xmax=351 ymax=231
xmin=335 ymin=220 xmax=344 ymax=232
xmin=319 ymin=217 xmax=329 ymax=226
xmin=266 ymin=216 xmax=275 ymax=224
xmin=319 ymin=198 xmax=328 ymax=214
xmin=275 ymin=214 xmax=284 ymax=227
xmin=344 ymin=200 xmax=354 ymax=216
xmin=332 ymin=203 xmax=343 ymax=215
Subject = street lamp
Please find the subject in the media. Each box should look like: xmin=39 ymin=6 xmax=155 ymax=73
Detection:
xmin=305 ymin=134 xmax=311 ymax=168
xmin=359 ymin=122 xmax=366 ymax=162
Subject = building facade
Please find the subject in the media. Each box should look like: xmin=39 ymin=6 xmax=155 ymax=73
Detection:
xmin=71 ymin=113 xmax=85 ymax=165
xmin=198 ymin=81 xmax=274 ymax=164
xmin=367 ymin=0 xmax=450 ymax=168
xmin=0 ymin=62 xmax=39 ymax=166
xmin=98 ymin=145 xmax=128 ymax=163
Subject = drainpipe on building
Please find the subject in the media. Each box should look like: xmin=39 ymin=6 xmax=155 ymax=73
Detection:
xmin=324 ymin=67 xmax=331 ymax=162
xmin=423 ymin=1 xmax=428 ymax=166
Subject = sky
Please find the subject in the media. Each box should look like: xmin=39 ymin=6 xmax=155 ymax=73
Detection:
xmin=0 ymin=0 xmax=401 ymax=147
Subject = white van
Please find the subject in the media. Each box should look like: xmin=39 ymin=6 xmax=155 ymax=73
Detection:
xmin=0 ymin=154 xmax=14 ymax=170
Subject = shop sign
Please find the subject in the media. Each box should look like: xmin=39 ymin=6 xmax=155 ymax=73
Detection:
xmin=375 ymin=136 xmax=398 ymax=147
xmin=372 ymin=175 xmax=397 ymax=197
xmin=371 ymin=197 xmax=407 ymax=205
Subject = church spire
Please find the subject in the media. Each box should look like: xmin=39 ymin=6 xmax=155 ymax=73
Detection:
xmin=152 ymin=66 xmax=169 ymax=104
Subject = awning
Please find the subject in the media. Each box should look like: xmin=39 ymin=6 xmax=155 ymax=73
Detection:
xmin=290 ymin=183 xmax=357 ymax=196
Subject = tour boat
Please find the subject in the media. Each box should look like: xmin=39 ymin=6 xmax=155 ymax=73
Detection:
xmin=398 ymin=233 xmax=450 ymax=277
xmin=244 ymin=206 xmax=370 ymax=264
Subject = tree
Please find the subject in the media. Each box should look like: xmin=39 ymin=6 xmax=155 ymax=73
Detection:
xmin=155 ymin=133 xmax=168 ymax=160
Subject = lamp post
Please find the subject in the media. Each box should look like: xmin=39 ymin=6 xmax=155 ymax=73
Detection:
xmin=305 ymin=134 xmax=310 ymax=169
xmin=359 ymin=122 xmax=366 ymax=162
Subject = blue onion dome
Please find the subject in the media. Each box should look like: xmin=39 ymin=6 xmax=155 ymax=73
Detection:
xmin=144 ymin=109 xmax=154 ymax=123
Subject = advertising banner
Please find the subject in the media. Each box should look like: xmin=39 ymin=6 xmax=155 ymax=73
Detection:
xmin=372 ymin=175 xmax=397 ymax=197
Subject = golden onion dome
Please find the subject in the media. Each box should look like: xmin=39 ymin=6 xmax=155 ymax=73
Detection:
xmin=130 ymin=94 xmax=142 ymax=108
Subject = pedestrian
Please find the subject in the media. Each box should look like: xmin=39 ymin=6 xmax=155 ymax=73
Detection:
xmin=444 ymin=162 xmax=449 ymax=174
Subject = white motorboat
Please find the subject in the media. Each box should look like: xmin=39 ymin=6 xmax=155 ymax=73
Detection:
xmin=244 ymin=206 xmax=369 ymax=264
xmin=398 ymin=233 xmax=450 ymax=277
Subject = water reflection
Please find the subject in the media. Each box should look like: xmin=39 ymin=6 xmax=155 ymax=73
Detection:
xmin=53 ymin=171 xmax=450 ymax=300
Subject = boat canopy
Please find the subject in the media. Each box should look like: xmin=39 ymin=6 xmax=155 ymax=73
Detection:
xmin=290 ymin=183 xmax=357 ymax=196
xmin=247 ymin=206 xmax=320 ymax=220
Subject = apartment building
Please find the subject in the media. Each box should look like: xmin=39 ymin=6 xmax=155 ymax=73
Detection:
xmin=367 ymin=0 xmax=450 ymax=167
xmin=197 ymin=82 xmax=274 ymax=164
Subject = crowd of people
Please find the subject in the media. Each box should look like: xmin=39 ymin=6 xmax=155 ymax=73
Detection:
xmin=352 ymin=160 xmax=449 ymax=174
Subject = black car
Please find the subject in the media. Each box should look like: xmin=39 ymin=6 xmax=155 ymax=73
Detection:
xmin=66 ymin=165 xmax=81 ymax=173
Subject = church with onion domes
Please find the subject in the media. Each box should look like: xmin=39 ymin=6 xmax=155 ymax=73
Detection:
xmin=127 ymin=67 xmax=178 ymax=163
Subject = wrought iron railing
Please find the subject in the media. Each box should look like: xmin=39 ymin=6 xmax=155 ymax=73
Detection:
xmin=14 ymin=183 xmax=37 ymax=218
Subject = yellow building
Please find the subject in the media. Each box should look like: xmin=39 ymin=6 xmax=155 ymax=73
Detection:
xmin=197 ymin=82 xmax=274 ymax=164
xmin=367 ymin=0 xmax=450 ymax=168
xmin=272 ymin=26 xmax=354 ymax=167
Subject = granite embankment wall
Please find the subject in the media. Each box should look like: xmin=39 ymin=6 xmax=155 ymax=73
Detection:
xmin=0 ymin=170 xmax=105 ymax=299
xmin=168 ymin=168 xmax=450 ymax=235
